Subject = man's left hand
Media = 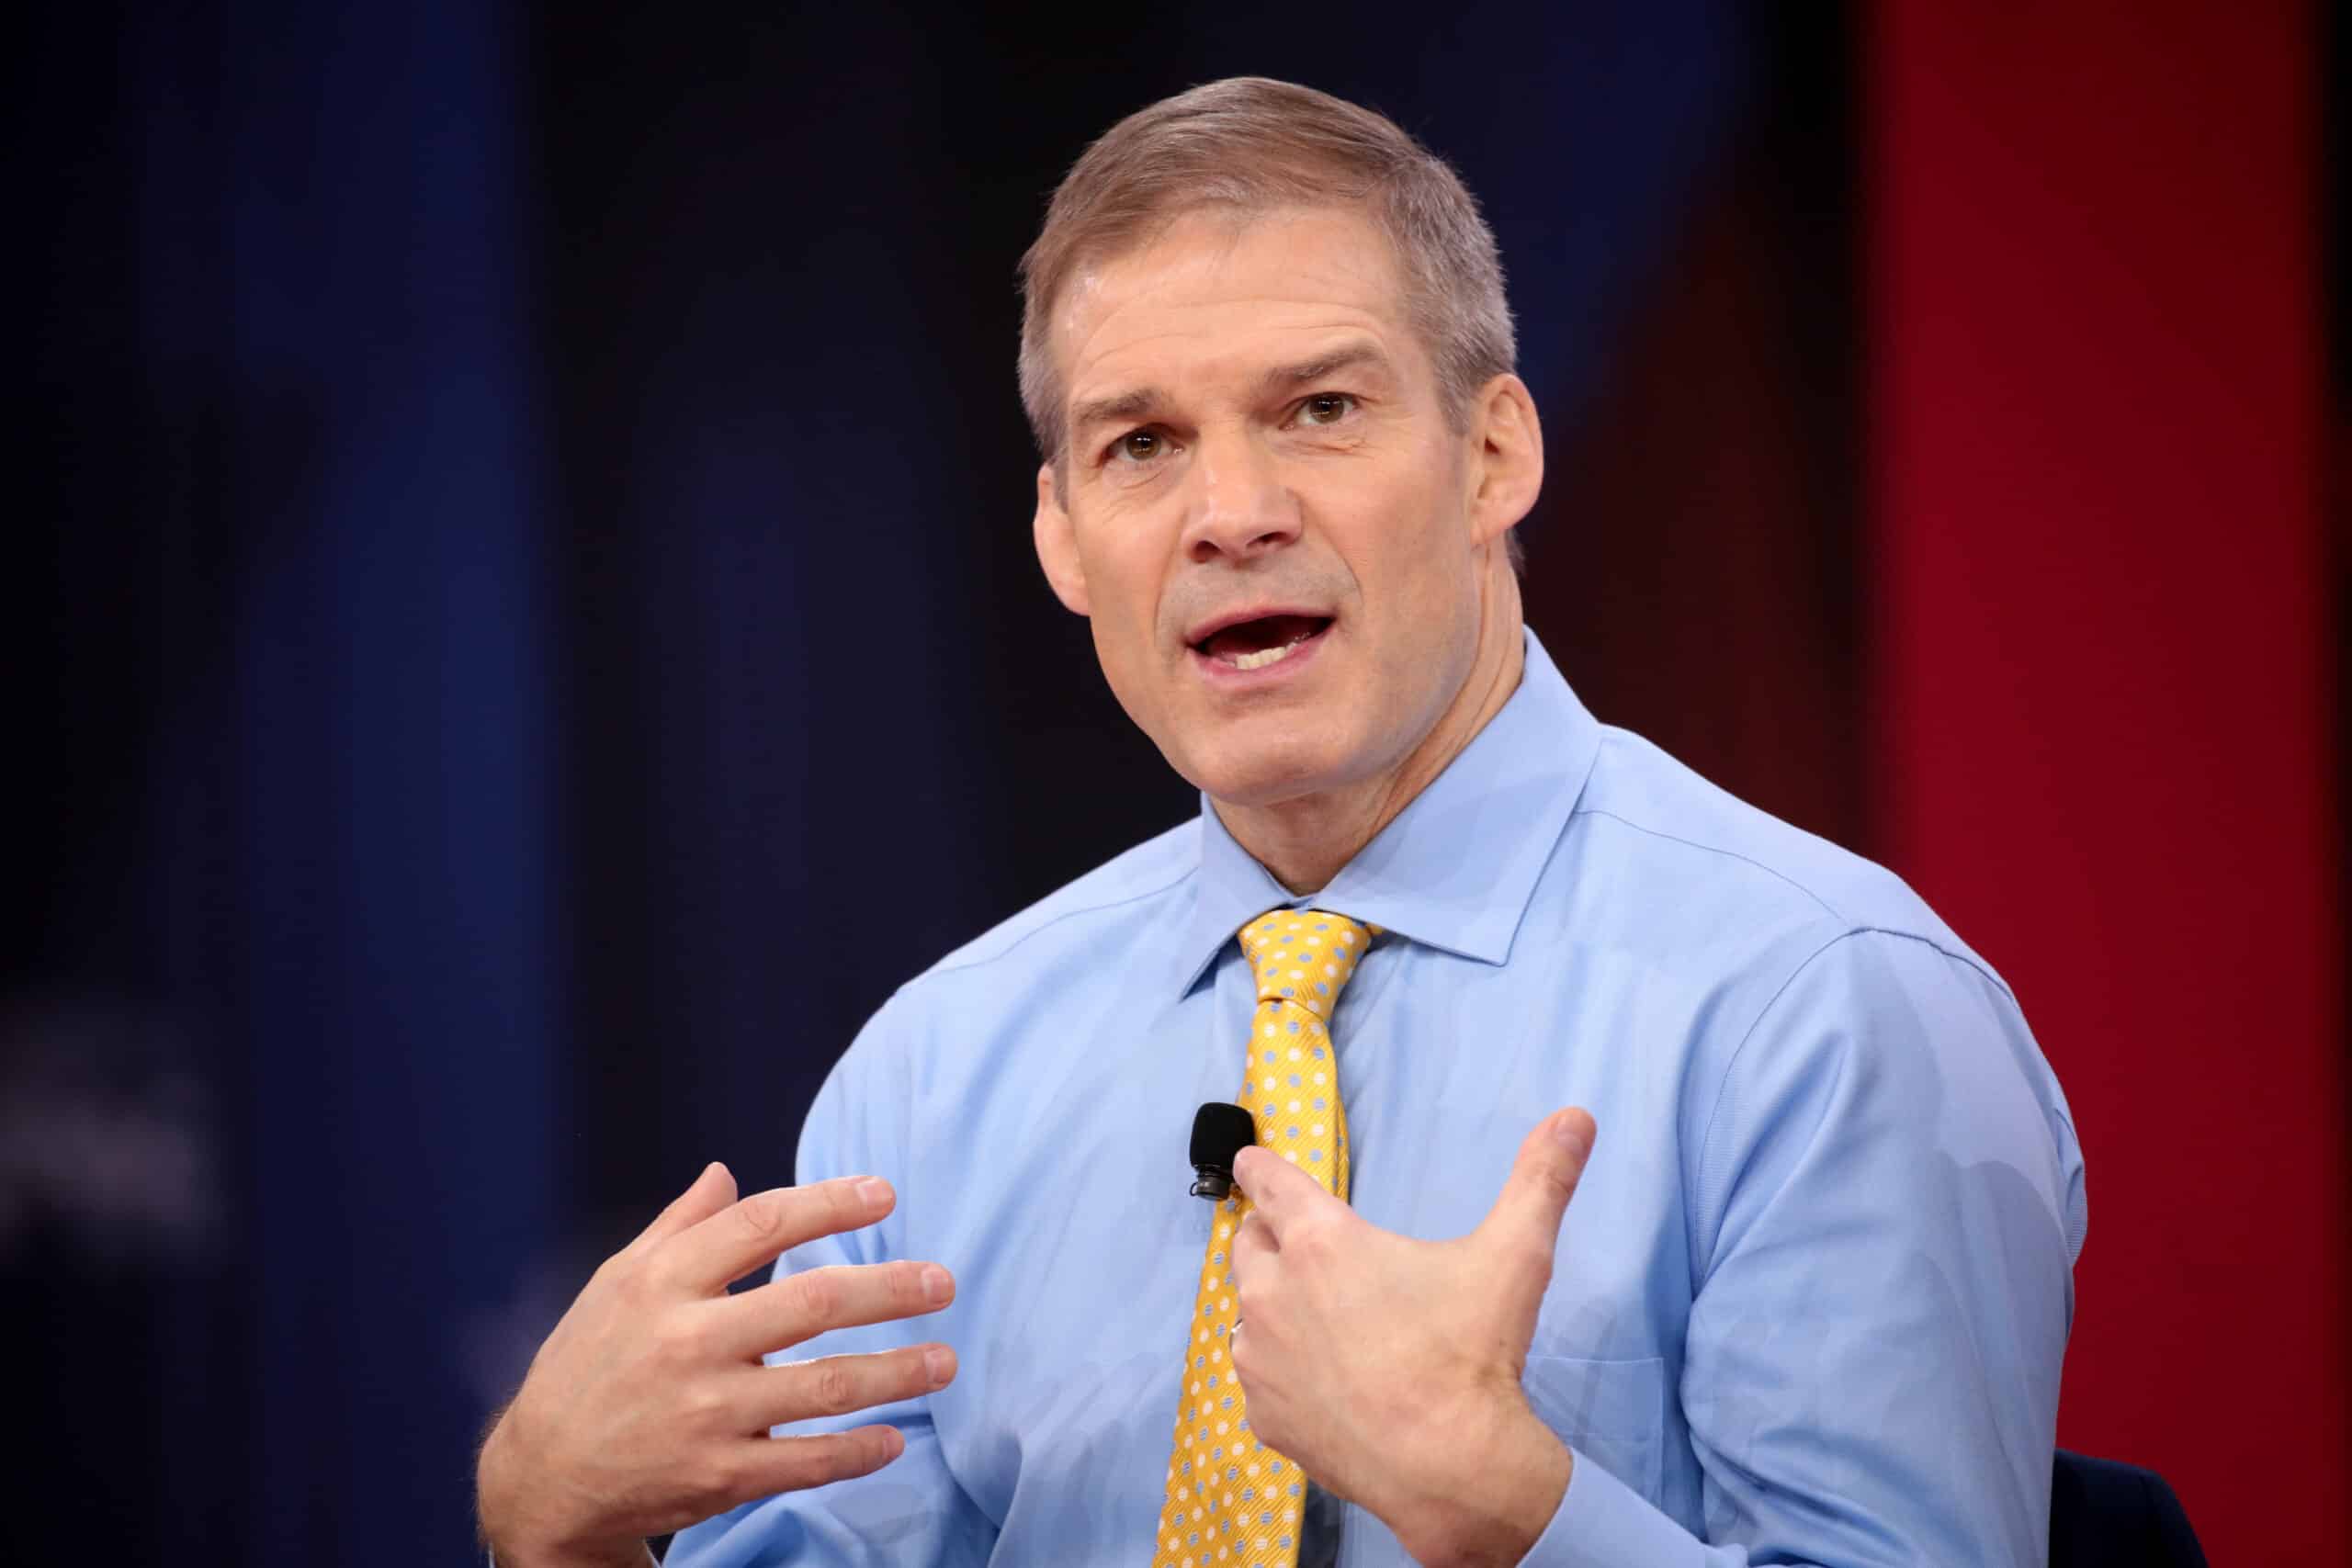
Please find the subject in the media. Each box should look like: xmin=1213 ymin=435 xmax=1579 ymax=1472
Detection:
xmin=1227 ymin=1109 xmax=1596 ymax=1568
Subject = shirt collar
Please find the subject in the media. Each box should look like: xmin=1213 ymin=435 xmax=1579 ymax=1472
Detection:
xmin=1170 ymin=627 xmax=1601 ymax=996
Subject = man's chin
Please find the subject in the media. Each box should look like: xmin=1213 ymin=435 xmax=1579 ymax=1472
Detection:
xmin=1182 ymin=742 xmax=1357 ymax=813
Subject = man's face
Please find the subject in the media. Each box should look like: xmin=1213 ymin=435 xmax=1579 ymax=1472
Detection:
xmin=1033 ymin=206 xmax=1504 ymax=808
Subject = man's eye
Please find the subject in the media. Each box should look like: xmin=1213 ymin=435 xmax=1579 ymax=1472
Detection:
xmin=1296 ymin=393 xmax=1355 ymax=426
xmin=1113 ymin=429 xmax=1162 ymax=463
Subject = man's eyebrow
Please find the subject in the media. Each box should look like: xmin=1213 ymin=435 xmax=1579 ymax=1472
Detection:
xmin=1065 ymin=342 xmax=1398 ymax=447
xmin=1069 ymin=387 xmax=1163 ymax=444
xmin=1257 ymin=341 xmax=1396 ymax=394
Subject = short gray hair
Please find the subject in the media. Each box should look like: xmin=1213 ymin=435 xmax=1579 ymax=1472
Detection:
xmin=1017 ymin=77 xmax=1518 ymax=474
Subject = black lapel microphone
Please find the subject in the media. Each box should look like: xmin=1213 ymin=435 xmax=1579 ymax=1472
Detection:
xmin=1189 ymin=1102 xmax=1257 ymax=1200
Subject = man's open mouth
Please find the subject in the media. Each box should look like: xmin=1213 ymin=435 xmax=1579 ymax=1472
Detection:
xmin=1192 ymin=615 xmax=1333 ymax=671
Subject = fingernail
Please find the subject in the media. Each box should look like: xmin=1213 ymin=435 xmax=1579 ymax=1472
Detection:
xmin=855 ymin=1177 xmax=891 ymax=1206
xmin=1550 ymin=1112 xmax=1587 ymax=1149
xmin=920 ymin=1264 xmax=954 ymax=1304
xmin=923 ymin=1346 xmax=956 ymax=1387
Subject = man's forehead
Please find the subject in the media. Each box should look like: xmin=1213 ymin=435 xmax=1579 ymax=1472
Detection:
xmin=1053 ymin=209 xmax=1417 ymax=408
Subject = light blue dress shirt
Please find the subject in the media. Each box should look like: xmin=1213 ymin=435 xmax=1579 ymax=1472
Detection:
xmin=669 ymin=629 xmax=2086 ymax=1567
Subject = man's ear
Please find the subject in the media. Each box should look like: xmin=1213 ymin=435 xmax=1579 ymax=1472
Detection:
xmin=1032 ymin=461 xmax=1091 ymax=615
xmin=1464 ymin=374 xmax=1544 ymax=547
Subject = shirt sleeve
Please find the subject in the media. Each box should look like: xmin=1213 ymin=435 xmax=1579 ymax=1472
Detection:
xmin=1517 ymin=929 xmax=2087 ymax=1568
xmin=664 ymin=995 xmax=998 ymax=1568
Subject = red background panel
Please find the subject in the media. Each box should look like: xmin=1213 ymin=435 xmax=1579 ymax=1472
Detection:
xmin=1869 ymin=1 xmax=2346 ymax=1556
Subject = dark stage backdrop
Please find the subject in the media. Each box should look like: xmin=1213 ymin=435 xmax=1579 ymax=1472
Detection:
xmin=7 ymin=2 xmax=2340 ymax=1563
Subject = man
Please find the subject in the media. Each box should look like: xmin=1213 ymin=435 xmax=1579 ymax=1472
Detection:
xmin=477 ymin=77 xmax=2086 ymax=1567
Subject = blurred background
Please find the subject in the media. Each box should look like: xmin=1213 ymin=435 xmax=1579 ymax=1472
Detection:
xmin=7 ymin=0 xmax=2344 ymax=1562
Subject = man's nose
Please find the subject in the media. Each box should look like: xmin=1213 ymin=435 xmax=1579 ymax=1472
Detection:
xmin=1179 ymin=432 xmax=1301 ymax=564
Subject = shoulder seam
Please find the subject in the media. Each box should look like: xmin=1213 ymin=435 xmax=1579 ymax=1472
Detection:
xmin=928 ymin=858 xmax=1199 ymax=978
xmin=1698 ymin=925 xmax=2017 ymax=1152
xmin=1690 ymin=924 xmax=2023 ymax=1263
xmin=1573 ymin=805 xmax=1849 ymax=923
xmin=1694 ymin=926 xmax=1865 ymax=1185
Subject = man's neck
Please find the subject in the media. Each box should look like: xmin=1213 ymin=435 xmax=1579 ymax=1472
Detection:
xmin=1213 ymin=573 xmax=1526 ymax=896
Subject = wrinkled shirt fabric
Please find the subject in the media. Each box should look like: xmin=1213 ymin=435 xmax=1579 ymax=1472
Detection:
xmin=668 ymin=629 xmax=2086 ymax=1568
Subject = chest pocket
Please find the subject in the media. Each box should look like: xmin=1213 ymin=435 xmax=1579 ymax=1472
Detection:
xmin=1520 ymin=1354 xmax=1666 ymax=1504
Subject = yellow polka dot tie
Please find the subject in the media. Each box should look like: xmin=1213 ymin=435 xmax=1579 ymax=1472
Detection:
xmin=1152 ymin=908 xmax=1374 ymax=1568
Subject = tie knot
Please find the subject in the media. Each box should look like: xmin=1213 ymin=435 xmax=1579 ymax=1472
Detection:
xmin=1238 ymin=908 xmax=1374 ymax=1018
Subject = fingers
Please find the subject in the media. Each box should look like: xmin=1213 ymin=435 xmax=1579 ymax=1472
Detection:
xmin=635 ymin=1160 xmax=740 ymax=1249
xmin=718 ymin=1258 xmax=956 ymax=1357
xmin=1231 ymin=1145 xmax=1329 ymax=1238
xmin=1228 ymin=1207 xmax=1276 ymax=1290
xmin=1480 ymin=1109 xmax=1597 ymax=1259
xmin=745 ymin=1343 xmax=957 ymax=1431
xmin=664 ymin=1176 xmax=898 ymax=1295
xmin=732 ymin=1423 xmax=911 ymax=1502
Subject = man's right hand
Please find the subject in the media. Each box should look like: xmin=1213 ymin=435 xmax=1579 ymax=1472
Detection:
xmin=476 ymin=1161 xmax=958 ymax=1568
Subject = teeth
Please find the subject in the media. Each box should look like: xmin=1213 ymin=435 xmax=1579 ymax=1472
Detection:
xmin=1226 ymin=640 xmax=1300 ymax=671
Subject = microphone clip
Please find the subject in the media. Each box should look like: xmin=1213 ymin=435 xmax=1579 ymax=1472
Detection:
xmin=1189 ymin=1102 xmax=1256 ymax=1201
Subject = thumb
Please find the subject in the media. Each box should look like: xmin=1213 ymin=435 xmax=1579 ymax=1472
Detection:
xmin=1480 ymin=1110 xmax=1596 ymax=1259
xmin=637 ymin=1159 xmax=739 ymax=1247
